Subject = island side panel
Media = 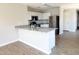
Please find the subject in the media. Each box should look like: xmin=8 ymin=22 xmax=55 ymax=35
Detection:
xmin=18 ymin=29 xmax=51 ymax=54
xmin=48 ymin=30 xmax=55 ymax=49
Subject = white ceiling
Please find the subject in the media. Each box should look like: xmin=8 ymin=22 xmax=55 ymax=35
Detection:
xmin=24 ymin=3 xmax=70 ymax=8
xmin=25 ymin=3 xmax=60 ymax=12
xmin=26 ymin=3 xmax=51 ymax=11
xmin=23 ymin=3 xmax=73 ymax=12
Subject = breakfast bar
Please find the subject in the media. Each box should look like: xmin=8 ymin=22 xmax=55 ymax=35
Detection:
xmin=15 ymin=25 xmax=56 ymax=54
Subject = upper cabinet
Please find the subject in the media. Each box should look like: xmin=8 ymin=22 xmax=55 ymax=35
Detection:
xmin=27 ymin=10 xmax=51 ymax=20
xmin=27 ymin=11 xmax=42 ymax=20
xmin=42 ymin=13 xmax=51 ymax=20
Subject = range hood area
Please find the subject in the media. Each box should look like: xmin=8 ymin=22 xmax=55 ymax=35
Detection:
xmin=28 ymin=15 xmax=59 ymax=35
xmin=28 ymin=15 xmax=49 ymax=28
xmin=29 ymin=19 xmax=49 ymax=24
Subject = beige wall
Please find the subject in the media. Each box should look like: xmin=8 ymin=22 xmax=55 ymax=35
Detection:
xmin=60 ymin=4 xmax=78 ymax=33
xmin=63 ymin=9 xmax=77 ymax=32
xmin=59 ymin=7 xmax=64 ymax=34
xmin=0 ymin=4 xmax=28 ymax=44
xmin=46 ymin=7 xmax=59 ymax=16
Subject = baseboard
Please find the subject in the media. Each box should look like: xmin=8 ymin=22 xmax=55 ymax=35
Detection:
xmin=59 ymin=32 xmax=63 ymax=35
xmin=63 ymin=30 xmax=69 ymax=32
xmin=63 ymin=29 xmax=76 ymax=32
xmin=0 ymin=40 xmax=18 ymax=47
xmin=19 ymin=39 xmax=51 ymax=55
xmin=0 ymin=38 xmax=51 ymax=54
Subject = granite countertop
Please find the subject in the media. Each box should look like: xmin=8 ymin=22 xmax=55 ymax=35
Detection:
xmin=15 ymin=25 xmax=56 ymax=32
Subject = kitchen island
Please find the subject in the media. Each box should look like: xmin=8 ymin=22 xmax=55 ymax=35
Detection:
xmin=15 ymin=25 xmax=56 ymax=54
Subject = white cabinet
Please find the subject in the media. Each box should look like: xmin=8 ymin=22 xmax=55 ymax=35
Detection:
xmin=27 ymin=11 xmax=51 ymax=20
xmin=41 ymin=24 xmax=49 ymax=28
xmin=42 ymin=13 xmax=51 ymax=19
xmin=18 ymin=28 xmax=55 ymax=54
xmin=28 ymin=11 xmax=42 ymax=20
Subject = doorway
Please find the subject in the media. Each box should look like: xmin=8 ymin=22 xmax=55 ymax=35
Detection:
xmin=77 ymin=11 xmax=79 ymax=29
xmin=56 ymin=16 xmax=60 ymax=35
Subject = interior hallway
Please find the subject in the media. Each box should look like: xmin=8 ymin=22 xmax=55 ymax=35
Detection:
xmin=0 ymin=31 xmax=79 ymax=55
